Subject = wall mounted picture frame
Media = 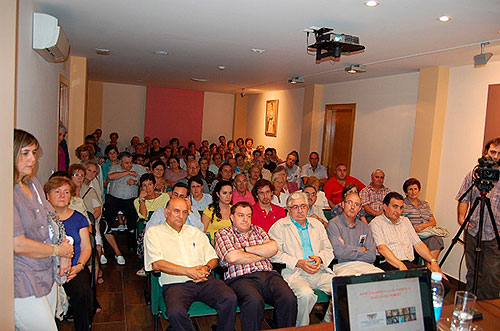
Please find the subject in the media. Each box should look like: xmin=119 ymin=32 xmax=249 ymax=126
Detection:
xmin=265 ymin=99 xmax=278 ymax=137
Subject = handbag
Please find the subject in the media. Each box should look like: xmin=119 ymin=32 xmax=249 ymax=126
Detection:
xmin=418 ymin=226 xmax=450 ymax=239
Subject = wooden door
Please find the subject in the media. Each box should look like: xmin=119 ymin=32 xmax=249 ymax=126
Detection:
xmin=321 ymin=104 xmax=356 ymax=177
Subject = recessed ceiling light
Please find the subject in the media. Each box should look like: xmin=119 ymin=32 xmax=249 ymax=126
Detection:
xmin=153 ymin=50 xmax=169 ymax=55
xmin=345 ymin=64 xmax=367 ymax=74
xmin=251 ymin=48 xmax=265 ymax=54
xmin=437 ymin=15 xmax=452 ymax=22
xmin=190 ymin=78 xmax=208 ymax=82
xmin=218 ymin=65 xmax=226 ymax=70
xmin=364 ymin=1 xmax=379 ymax=7
xmin=95 ymin=48 xmax=110 ymax=55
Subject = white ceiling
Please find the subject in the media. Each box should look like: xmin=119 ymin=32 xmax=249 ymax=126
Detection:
xmin=34 ymin=0 xmax=500 ymax=94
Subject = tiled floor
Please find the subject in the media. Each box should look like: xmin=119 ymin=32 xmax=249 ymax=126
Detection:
xmin=57 ymin=231 xmax=458 ymax=330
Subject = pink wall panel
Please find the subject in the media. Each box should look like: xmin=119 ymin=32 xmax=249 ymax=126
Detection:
xmin=144 ymin=87 xmax=204 ymax=146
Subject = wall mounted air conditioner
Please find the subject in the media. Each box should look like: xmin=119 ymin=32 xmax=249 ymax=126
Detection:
xmin=32 ymin=13 xmax=70 ymax=63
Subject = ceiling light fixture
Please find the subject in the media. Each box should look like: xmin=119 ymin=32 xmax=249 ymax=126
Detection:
xmin=190 ymin=78 xmax=208 ymax=82
xmin=95 ymin=48 xmax=110 ymax=55
xmin=218 ymin=65 xmax=226 ymax=70
xmin=364 ymin=1 xmax=379 ymax=7
xmin=288 ymin=76 xmax=304 ymax=84
xmin=251 ymin=48 xmax=265 ymax=54
xmin=437 ymin=15 xmax=451 ymax=22
xmin=153 ymin=50 xmax=169 ymax=55
xmin=474 ymin=42 xmax=493 ymax=68
xmin=345 ymin=64 xmax=367 ymax=74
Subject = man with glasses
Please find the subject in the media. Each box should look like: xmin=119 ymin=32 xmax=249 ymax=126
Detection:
xmin=179 ymin=160 xmax=209 ymax=193
xmin=303 ymin=185 xmax=328 ymax=227
xmin=145 ymin=182 xmax=204 ymax=232
xmin=326 ymin=192 xmax=382 ymax=276
xmin=269 ymin=191 xmax=334 ymax=326
xmin=251 ymin=179 xmax=286 ymax=232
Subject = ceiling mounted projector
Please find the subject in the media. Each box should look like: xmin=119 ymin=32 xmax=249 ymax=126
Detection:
xmin=288 ymin=76 xmax=304 ymax=84
xmin=308 ymin=27 xmax=365 ymax=62
xmin=474 ymin=42 xmax=493 ymax=68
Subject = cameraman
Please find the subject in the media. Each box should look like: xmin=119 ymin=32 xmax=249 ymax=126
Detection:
xmin=456 ymin=137 xmax=500 ymax=300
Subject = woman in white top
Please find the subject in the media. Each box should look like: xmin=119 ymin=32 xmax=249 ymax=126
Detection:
xmin=271 ymin=172 xmax=289 ymax=208
xmin=189 ymin=176 xmax=212 ymax=213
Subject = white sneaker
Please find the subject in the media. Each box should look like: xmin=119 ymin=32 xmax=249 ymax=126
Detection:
xmin=100 ymin=254 xmax=108 ymax=265
xmin=118 ymin=224 xmax=127 ymax=231
xmin=115 ymin=255 xmax=126 ymax=265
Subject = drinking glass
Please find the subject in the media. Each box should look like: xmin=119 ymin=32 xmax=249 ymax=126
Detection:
xmin=450 ymin=291 xmax=477 ymax=331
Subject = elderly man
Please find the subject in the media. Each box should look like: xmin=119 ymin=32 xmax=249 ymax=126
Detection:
xmin=179 ymin=160 xmax=209 ymax=193
xmin=146 ymin=182 xmax=204 ymax=232
xmin=215 ymin=202 xmax=297 ymax=330
xmin=359 ymin=169 xmax=391 ymax=222
xmin=324 ymin=163 xmax=365 ymax=206
xmin=301 ymin=152 xmax=328 ymax=188
xmin=269 ymin=192 xmax=334 ymax=326
xmin=251 ymin=179 xmax=286 ymax=232
xmin=370 ymin=192 xmax=449 ymax=292
xmin=302 ymin=185 xmax=328 ymax=227
xmin=280 ymin=152 xmax=301 ymax=187
xmin=456 ymin=137 xmax=500 ymax=299
xmin=232 ymin=173 xmax=255 ymax=205
xmin=104 ymin=152 xmax=146 ymax=257
xmin=326 ymin=192 xmax=382 ymax=276
xmin=144 ymin=197 xmax=237 ymax=331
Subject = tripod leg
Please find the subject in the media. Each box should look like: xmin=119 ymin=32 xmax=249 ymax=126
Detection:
xmin=472 ymin=197 xmax=487 ymax=295
xmin=485 ymin=198 xmax=500 ymax=250
xmin=439 ymin=197 xmax=481 ymax=268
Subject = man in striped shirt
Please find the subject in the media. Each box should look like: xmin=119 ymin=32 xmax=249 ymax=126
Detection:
xmin=215 ymin=201 xmax=297 ymax=331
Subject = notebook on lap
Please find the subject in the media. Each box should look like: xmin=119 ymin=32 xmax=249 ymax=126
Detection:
xmin=332 ymin=268 xmax=436 ymax=331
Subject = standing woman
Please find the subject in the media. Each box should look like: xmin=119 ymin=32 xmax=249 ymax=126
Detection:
xmin=202 ymin=180 xmax=233 ymax=240
xmin=45 ymin=176 xmax=97 ymax=331
xmin=13 ymin=129 xmax=73 ymax=330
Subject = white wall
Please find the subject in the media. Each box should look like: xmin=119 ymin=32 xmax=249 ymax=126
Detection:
xmin=321 ymin=73 xmax=419 ymax=191
xmin=16 ymin=0 xmax=68 ymax=182
xmin=202 ymin=92 xmax=234 ymax=142
xmin=101 ymin=82 xmax=146 ymax=147
xmin=434 ymin=60 xmax=500 ymax=279
xmin=246 ymin=88 xmax=305 ymax=160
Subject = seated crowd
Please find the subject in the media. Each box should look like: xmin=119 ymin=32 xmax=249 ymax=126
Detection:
xmin=17 ymin=128 xmax=459 ymax=331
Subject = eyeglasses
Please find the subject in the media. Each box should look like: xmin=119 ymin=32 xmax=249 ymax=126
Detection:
xmin=289 ymin=204 xmax=308 ymax=211
xmin=345 ymin=200 xmax=361 ymax=207
xmin=72 ymin=173 xmax=85 ymax=178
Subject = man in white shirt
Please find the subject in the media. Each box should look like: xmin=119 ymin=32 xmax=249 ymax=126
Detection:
xmin=144 ymin=197 xmax=237 ymax=331
xmin=301 ymin=152 xmax=328 ymax=187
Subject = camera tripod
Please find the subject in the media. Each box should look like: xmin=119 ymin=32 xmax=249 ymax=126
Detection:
xmin=439 ymin=182 xmax=500 ymax=296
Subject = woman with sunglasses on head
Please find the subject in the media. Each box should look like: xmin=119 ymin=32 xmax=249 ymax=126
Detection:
xmin=13 ymin=129 xmax=73 ymax=330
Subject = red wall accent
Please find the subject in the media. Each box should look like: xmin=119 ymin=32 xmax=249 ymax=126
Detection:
xmin=144 ymin=87 xmax=204 ymax=147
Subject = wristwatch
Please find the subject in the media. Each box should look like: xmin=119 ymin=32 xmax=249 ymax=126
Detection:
xmin=205 ymin=265 xmax=212 ymax=273
xmin=139 ymin=198 xmax=146 ymax=203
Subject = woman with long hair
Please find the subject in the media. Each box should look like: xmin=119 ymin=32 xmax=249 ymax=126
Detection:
xmin=45 ymin=176 xmax=98 ymax=331
xmin=13 ymin=129 xmax=73 ymax=330
xmin=202 ymin=180 xmax=233 ymax=240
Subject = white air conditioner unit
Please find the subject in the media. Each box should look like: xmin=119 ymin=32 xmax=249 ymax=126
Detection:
xmin=32 ymin=13 xmax=70 ymax=63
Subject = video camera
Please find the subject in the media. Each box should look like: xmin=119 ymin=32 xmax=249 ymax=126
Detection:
xmin=473 ymin=156 xmax=500 ymax=193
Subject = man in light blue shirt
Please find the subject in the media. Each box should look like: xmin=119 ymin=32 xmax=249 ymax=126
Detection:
xmin=146 ymin=183 xmax=204 ymax=232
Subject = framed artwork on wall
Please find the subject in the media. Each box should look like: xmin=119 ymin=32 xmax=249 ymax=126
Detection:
xmin=265 ymin=99 xmax=278 ymax=137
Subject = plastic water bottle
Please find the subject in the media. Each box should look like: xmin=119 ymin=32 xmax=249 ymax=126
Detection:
xmin=431 ymin=272 xmax=444 ymax=322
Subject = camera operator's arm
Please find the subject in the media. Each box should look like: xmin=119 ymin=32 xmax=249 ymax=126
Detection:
xmin=457 ymin=201 xmax=469 ymax=226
